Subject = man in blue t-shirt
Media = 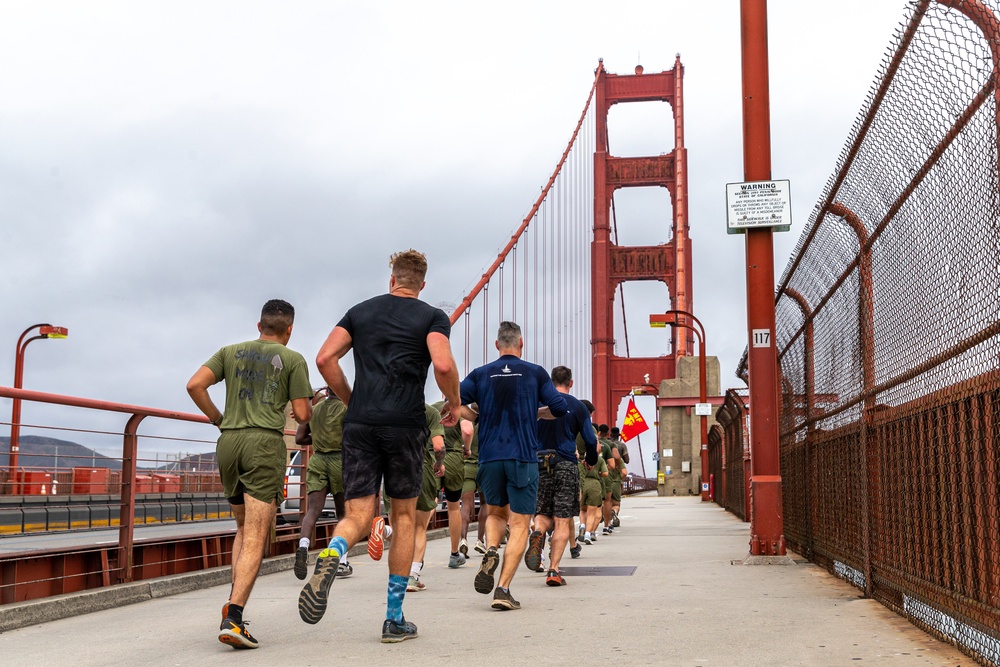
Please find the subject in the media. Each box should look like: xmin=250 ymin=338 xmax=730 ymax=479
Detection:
xmin=526 ymin=365 xmax=597 ymax=586
xmin=300 ymin=249 xmax=462 ymax=643
xmin=440 ymin=321 xmax=567 ymax=611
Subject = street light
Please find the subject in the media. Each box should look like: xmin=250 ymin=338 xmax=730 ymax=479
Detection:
xmin=649 ymin=310 xmax=710 ymax=501
xmin=8 ymin=323 xmax=69 ymax=488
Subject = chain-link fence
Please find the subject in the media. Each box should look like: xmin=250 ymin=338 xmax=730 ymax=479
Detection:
xmin=768 ymin=1 xmax=1000 ymax=662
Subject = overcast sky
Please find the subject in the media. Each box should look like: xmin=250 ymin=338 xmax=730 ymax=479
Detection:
xmin=0 ymin=1 xmax=912 ymax=466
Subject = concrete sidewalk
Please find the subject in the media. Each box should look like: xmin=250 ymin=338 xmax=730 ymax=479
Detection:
xmin=0 ymin=495 xmax=971 ymax=666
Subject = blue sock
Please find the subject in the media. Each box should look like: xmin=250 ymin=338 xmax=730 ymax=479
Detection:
xmin=320 ymin=536 xmax=348 ymax=559
xmin=386 ymin=574 xmax=408 ymax=623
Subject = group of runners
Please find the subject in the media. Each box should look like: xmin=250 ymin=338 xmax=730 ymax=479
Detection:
xmin=187 ymin=249 xmax=631 ymax=650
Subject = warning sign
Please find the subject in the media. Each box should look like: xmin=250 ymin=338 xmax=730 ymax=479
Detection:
xmin=726 ymin=179 xmax=792 ymax=234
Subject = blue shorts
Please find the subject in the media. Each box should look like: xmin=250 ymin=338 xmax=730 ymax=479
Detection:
xmin=476 ymin=460 xmax=539 ymax=515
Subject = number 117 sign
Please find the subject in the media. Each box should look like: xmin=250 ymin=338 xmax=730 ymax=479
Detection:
xmin=752 ymin=329 xmax=771 ymax=348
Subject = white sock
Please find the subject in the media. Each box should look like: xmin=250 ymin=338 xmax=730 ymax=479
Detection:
xmin=341 ymin=555 xmax=349 ymax=565
xmin=384 ymin=525 xmax=393 ymax=539
xmin=298 ymin=537 xmax=310 ymax=549
xmin=410 ymin=561 xmax=422 ymax=577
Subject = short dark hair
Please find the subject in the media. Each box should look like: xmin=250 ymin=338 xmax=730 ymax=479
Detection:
xmin=497 ymin=321 xmax=522 ymax=350
xmin=260 ymin=299 xmax=295 ymax=334
xmin=580 ymin=399 xmax=595 ymax=414
xmin=550 ymin=366 xmax=572 ymax=387
xmin=390 ymin=249 xmax=428 ymax=290
xmin=610 ymin=426 xmax=620 ymax=437
xmin=598 ymin=423 xmax=609 ymax=435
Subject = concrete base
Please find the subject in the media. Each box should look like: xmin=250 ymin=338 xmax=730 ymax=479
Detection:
xmin=737 ymin=554 xmax=797 ymax=566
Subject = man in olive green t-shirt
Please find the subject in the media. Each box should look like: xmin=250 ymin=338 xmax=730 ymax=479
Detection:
xmin=187 ymin=299 xmax=313 ymax=650
xmin=410 ymin=404 xmax=447 ymax=591
xmin=293 ymin=389 xmax=352 ymax=581
xmin=431 ymin=399 xmax=473 ymax=567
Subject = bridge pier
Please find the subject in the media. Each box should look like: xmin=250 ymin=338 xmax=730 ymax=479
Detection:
xmin=655 ymin=355 xmax=720 ymax=496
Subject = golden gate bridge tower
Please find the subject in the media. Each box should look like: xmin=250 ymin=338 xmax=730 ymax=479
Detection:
xmin=591 ymin=56 xmax=693 ymax=425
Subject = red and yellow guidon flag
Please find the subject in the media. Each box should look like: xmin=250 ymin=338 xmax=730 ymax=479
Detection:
xmin=620 ymin=398 xmax=650 ymax=442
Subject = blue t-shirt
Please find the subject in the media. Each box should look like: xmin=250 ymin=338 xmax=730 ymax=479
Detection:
xmin=537 ymin=393 xmax=597 ymax=463
xmin=459 ymin=355 xmax=568 ymax=464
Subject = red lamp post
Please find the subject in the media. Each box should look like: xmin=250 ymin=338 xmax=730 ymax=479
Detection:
xmin=8 ymin=323 xmax=68 ymax=490
xmin=649 ymin=310 xmax=709 ymax=501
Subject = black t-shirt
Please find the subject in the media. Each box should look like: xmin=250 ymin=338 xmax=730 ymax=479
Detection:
xmin=337 ymin=293 xmax=450 ymax=428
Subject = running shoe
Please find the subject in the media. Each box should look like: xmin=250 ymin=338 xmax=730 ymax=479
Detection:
xmin=524 ymin=530 xmax=546 ymax=572
xmin=611 ymin=510 xmax=621 ymax=528
xmin=368 ymin=516 xmax=386 ymax=561
xmin=381 ymin=616 xmax=419 ymax=643
xmin=577 ymin=525 xmax=585 ymax=541
xmin=602 ymin=527 xmax=611 ymax=535
xmin=406 ymin=574 xmax=426 ymax=592
xmin=221 ymin=602 xmax=229 ymax=623
xmin=474 ymin=547 xmax=500 ymax=594
xmin=459 ymin=538 xmax=469 ymax=557
xmin=294 ymin=546 xmax=309 ymax=580
xmin=490 ymin=587 xmax=521 ymax=611
xmin=298 ymin=551 xmax=339 ymax=625
xmin=584 ymin=534 xmax=593 ymax=545
xmin=570 ymin=545 xmax=582 ymax=559
xmin=545 ymin=569 xmax=567 ymax=586
xmin=474 ymin=540 xmax=487 ymax=555
xmin=448 ymin=552 xmax=467 ymax=569
xmin=337 ymin=562 xmax=353 ymax=578
xmin=219 ymin=618 xmax=258 ymax=649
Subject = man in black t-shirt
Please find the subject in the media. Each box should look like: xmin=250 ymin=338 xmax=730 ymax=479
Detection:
xmin=298 ymin=250 xmax=462 ymax=644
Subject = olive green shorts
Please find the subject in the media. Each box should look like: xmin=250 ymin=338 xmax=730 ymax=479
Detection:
xmin=417 ymin=458 xmax=440 ymax=512
xmin=306 ymin=450 xmax=344 ymax=496
xmin=581 ymin=477 xmax=604 ymax=507
xmin=463 ymin=461 xmax=479 ymax=494
xmin=601 ymin=476 xmax=611 ymax=498
xmin=417 ymin=450 xmax=466 ymax=512
xmin=216 ymin=428 xmax=286 ymax=504
xmin=611 ymin=480 xmax=623 ymax=502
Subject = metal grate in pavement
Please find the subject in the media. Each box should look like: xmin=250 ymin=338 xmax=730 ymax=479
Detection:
xmin=559 ymin=566 xmax=636 ymax=577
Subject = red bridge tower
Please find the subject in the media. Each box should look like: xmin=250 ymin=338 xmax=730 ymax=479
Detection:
xmin=591 ymin=57 xmax=693 ymax=425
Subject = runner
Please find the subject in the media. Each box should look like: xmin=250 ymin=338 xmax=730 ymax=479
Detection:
xmin=440 ymin=321 xmax=568 ymax=611
xmin=409 ymin=403 xmax=447 ymax=591
xmin=458 ymin=422 xmax=486 ymax=555
xmin=525 ymin=366 xmax=597 ymax=586
xmin=186 ymin=299 xmax=313 ymax=650
xmin=293 ymin=388 xmax=353 ymax=580
xmin=300 ymin=249 xmax=461 ymax=643
xmin=431 ymin=398 xmax=474 ymax=568
xmin=608 ymin=426 xmax=629 ymax=528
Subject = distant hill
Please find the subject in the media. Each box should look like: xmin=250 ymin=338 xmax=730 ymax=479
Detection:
xmin=0 ymin=435 xmax=122 ymax=470
xmin=0 ymin=436 xmax=216 ymax=472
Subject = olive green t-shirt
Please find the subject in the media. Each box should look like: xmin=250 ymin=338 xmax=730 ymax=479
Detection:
xmin=465 ymin=425 xmax=479 ymax=464
xmin=431 ymin=400 xmax=466 ymax=454
xmin=583 ymin=455 xmax=608 ymax=481
xmin=603 ymin=438 xmax=623 ymax=482
xmin=310 ymin=395 xmax=346 ymax=454
xmin=205 ymin=339 xmax=312 ymax=433
xmin=424 ymin=404 xmax=446 ymax=452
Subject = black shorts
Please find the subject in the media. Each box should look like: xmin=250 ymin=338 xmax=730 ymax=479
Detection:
xmin=535 ymin=457 xmax=580 ymax=519
xmin=342 ymin=422 xmax=428 ymax=501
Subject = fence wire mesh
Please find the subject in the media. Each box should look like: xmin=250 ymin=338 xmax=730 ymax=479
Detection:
xmin=765 ymin=1 xmax=1000 ymax=662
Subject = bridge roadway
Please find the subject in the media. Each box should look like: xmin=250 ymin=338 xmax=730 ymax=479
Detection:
xmin=0 ymin=495 xmax=968 ymax=666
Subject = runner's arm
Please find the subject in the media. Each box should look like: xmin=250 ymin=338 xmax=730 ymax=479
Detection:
xmin=316 ymin=326 xmax=353 ymax=405
xmin=186 ymin=366 xmax=223 ymax=427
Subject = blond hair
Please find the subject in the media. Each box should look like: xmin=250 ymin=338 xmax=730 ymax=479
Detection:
xmin=390 ymin=249 xmax=428 ymax=289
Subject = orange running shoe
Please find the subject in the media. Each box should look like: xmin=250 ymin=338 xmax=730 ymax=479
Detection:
xmin=368 ymin=516 xmax=385 ymax=561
